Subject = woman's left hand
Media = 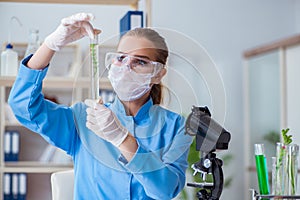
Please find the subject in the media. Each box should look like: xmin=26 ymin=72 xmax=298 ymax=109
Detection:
xmin=84 ymin=99 xmax=129 ymax=147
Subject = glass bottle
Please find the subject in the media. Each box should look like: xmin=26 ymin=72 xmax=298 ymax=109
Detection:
xmin=25 ymin=28 xmax=40 ymax=56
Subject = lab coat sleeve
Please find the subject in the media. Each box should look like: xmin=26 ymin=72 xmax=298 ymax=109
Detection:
xmin=122 ymin=116 xmax=193 ymax=199
xmin=8 ymin=55 xmax=77 ymax=155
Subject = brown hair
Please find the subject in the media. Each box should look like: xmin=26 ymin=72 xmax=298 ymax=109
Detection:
xmin=120 ymin=28 xmax=169 ymax=104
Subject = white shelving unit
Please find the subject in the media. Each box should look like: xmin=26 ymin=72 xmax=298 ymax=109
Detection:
xmin=0 ymin=75 xmax=112 ymax=199
xmin=0 ymin=1 xmax=151 ymax=199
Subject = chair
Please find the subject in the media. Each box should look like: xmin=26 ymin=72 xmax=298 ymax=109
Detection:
xmin=51 ymin=169 xmax=74 ymax=200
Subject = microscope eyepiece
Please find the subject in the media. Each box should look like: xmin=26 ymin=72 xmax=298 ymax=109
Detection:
xmin=185 ymin=106 xmax=231 ymax=152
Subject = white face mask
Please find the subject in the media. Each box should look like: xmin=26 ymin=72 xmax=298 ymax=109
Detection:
xmin=108 ymin=64 xmax=153 ymax=101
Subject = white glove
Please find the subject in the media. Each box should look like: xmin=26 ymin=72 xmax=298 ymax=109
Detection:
xmin=85 ymin=99 xmax=129 ymax=147
xmin=44 ymin=13 xmax=97 ymax=51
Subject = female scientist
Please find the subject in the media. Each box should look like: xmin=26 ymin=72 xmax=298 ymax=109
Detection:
xmin=8 ymin=13 xmax=193 ymax=199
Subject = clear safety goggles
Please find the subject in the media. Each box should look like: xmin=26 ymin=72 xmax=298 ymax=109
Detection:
xmin=105 ymin=52 xmax=164 ymax=75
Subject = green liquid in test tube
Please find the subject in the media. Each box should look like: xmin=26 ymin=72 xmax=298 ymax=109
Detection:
xmin=254 ymin=144 xmax=270 ymax=199
xmin=90 ymin=35 xmax=99 ymax=99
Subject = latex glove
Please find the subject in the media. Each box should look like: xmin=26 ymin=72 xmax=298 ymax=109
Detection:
xmin=85 ymin=99 xmax=129 ymax=147
xmin=44 ymin=13 xmax=99 ymax=51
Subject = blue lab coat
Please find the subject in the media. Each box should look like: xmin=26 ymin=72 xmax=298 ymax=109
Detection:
xmin=8 ymin=55 xmax=193 ymax=200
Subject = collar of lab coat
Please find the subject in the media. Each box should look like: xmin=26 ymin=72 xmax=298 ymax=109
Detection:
xmin=110 ymin=97 xmax=153 ymax=123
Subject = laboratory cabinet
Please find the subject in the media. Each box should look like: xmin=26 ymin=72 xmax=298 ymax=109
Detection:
xmin=243 ymin=34 xmax=300 ymax=198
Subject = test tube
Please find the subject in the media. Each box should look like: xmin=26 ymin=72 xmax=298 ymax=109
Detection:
xmin=254 ymin=144 xmax=270 ymax=198
xmin=271 ymin=156 xmax=276 ymax=195
xmin=90 ymin=34 xmax=99 ymax=99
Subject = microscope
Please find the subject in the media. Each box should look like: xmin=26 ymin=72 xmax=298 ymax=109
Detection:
xmin=185 ymin=106 xmax=231 ymax=200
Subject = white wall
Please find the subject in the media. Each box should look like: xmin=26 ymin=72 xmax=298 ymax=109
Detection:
xmin=1 ymin=1 xmax=300 ymax=199
xmin=0 ymin=2 xmax=129 ymax=50
xmin=296 ymin=0 xmax=300 ymax=32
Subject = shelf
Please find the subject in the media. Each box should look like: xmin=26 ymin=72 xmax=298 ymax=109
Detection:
xmin=250 ymin=189 xmax=300 ymax=199
xmin=3 ymin=161 xmax=73 ymax=173
xmin=4 ymin=121 xmax=21 ymax=127
xmin=0 ymin=76 xmax=112 ymax=89
xmin=0 ymin=0 xmax=153 ymax=26
xmin=0 ymin=0 xmax=139 ymax=8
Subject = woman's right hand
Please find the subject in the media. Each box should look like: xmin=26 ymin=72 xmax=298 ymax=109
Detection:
xmin=44 ymin=13 xmax=100 ymax=51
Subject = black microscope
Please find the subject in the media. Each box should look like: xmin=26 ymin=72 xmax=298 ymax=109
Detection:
xmin=185 ymin=106 xmax=231 ymax=200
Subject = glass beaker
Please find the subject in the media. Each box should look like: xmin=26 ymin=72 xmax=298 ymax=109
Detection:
xmin=275 ymin=142 xmax=286 ymax=195
xmin=283 ymin=144 xmax=299 ymax=196
xmin=275 ymin=143 xmax=299 ymax=196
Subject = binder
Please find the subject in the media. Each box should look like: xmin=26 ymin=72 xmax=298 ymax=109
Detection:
xmin=11 ymin=131 xmax=19 ymax=161
xmin=3 ymin=131 xmax=26 ymax=200
xmin=12 ymin=174 xmax=18 ymax=200
xmin=4 ymin=131 xmax=20 ymax=161
xmin=18 ymin=173 xmax=27 ymax=200
xmin=3 ymin=173 xmax=27 ymax=200
xmin=4 ymin=131 xmax=11 ymax=161
xmin=3 ymin=173 xmax=11 ymax=200
xmin=120 ymin=11 xmax=144 ymax=36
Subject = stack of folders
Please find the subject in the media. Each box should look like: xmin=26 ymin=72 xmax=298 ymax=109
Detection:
xmin=3 ymin=131 xmax=27 ymax=200
xmin=3 ymin=173 xmax=26 ymax=200
xmin=120 ymin=11 xmax=144 ymax=36
xmin=100 ymin=89 xmax=115 ymax=104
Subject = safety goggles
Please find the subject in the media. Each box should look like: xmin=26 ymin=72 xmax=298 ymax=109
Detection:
xmin=105 ymin=52 xmax=164 ymax=75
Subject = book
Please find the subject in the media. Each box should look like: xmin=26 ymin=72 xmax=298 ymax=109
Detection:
xmin=120 ymin=11 xmax=144 ymax=36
